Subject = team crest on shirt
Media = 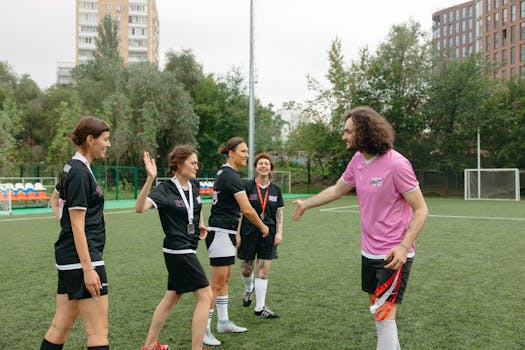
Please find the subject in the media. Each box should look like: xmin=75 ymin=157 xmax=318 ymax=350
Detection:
xmin=197 ymin=195 xmax=202 ymax=204
xmin=370 ymin=177 xmax=383 ymax=187
xmin=249 ymin=194 xmax=258 ymax=201
xmin=269 ymin=195 xmax=278 ymax=202
xmin=174 ymin=199 xmax=185 ymax=207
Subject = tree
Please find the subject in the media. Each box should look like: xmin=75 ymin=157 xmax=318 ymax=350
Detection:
xmin=95 ymin=15 xmax=121 ymax=61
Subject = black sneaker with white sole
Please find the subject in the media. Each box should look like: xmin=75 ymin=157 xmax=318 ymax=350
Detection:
xmin=243 ymin=288 xmax=254 ymax=307
xmin=254 ymin=306 xmax=279 ymax=318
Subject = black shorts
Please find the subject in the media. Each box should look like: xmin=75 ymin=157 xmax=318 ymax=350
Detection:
xmin=237 ymin=225 xmax=278 ymax=261
xmin=209 ymin=256 xmax=236 ymax=266
xmin=164 ymin=253 xmax=209 ymax=294
xmin=57 ymin=265 xmax=108 ymax=300
xmin=361 ymin=256 xmax=413 ymax=304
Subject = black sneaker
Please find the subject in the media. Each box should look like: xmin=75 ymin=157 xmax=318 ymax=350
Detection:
xmin=243 ymin=288 xmax=254 ymax=307
xmin=254 ymin=306 xmax=279 ymax=318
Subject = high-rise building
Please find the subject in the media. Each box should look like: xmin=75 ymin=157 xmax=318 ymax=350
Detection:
xmin=432 ymin=0 xmax=525 ymax=80
xmin=76 ymin=0 xmax=159 ymax=66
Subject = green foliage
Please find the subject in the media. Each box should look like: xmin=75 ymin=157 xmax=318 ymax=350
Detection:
xmin=95 ymin=15 xmax=121 ymax=61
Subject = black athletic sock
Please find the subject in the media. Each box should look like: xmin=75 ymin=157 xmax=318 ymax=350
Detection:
xmin=40 ymin=338 xmax=64 ymax=350
xmin=87 ymin=346 xmax=109 ymax=350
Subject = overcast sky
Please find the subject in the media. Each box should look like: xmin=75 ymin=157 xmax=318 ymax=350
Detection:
xmin=0 ymin=0 xmax=459 ymax=108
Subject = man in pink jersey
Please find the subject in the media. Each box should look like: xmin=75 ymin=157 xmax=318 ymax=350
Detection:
xmin=292 ymin=106 xmax=428 ymax=350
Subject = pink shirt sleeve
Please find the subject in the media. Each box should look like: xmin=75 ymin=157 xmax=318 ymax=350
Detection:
xmin=393 ymin=156 xmax=419 ymax=194
xmin=341 ymin=153 xmax=359 ymax=186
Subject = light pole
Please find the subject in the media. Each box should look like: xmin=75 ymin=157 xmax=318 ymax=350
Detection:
xmin=248 ymin=0 xmax=255 ymax=179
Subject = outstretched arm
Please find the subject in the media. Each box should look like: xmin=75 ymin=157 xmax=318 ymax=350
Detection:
xmin=292 ymin=178 xmax=353 ymax=221
xmin=135 ymin=151 xmax=157 ymax=213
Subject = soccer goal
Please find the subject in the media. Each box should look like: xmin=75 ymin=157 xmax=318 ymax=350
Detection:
xmin=464 ymin=168 xmax=520 ymax=201
xmin=272 ymin=171 xmax=292 ymax=194
xmin=0 ymin=187 xmax=13 ymax=215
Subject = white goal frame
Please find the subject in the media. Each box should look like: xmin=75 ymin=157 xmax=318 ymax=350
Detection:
xmin=0 ymin=187 xmax=13 ymax=216
xmin=464 ymin=168 xmax=520 ymax=201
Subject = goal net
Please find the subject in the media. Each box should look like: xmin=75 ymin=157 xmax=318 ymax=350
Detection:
xmin=0 ymin=187 xmax=13 ymax=215
xmin=272 ymin=171 xmax=292 ymax=194
xmin=464 ymin=168 xmax=520 ymax=201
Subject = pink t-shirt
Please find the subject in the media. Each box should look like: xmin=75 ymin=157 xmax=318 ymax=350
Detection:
xmin=341 ymin=149 xmax=419 ymax=258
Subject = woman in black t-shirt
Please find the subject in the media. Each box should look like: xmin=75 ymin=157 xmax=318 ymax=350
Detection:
xmin=238 ymin=153 xmax=284 ymax=319
xmin=203 ymin=137 xmax=269 ymax=346
xmin=135 ymin=146 xmax=213 ymax=350
xmin=41 ymin=116 xmax=111 ymax=350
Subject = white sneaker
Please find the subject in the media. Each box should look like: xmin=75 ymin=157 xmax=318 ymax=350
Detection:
xmin=216 ymin=320 xmax=248 ymax=333
xmin=203 ymin=328 xmax=221 ymax=346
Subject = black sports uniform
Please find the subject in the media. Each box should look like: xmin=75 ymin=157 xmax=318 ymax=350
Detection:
xmin=54 ymin=152 xmax=108 ymax=299
xmin=147 ymin=177 xmax=209 ymax=294
xmin=237 ymin=180 xmax=284 ymax=261
xmin=206 ymin=165 xmax=245 ymax=265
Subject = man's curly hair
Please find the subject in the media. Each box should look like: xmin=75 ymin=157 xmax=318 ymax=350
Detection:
xmin=344 ymin=106 xmax=395 ymax=155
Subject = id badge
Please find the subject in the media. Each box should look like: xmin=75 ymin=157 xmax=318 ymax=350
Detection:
xmin=187 ymin=223 xmax=195 ymax=235
xmin=260 ymin=212 xmax=265 ymax=220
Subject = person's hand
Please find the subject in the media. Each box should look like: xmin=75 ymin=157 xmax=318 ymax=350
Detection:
xmin=143 ymin=151 xmax=157 ymax=179
xmin=384 ymin=245 xmax=408 ymax=270
xmin=292 ymin=199 xmax=306 ymax=221
xmin=236 ymin=231 xmax=242 ymax=248
xmin=83 ymin=268 xmax=101 ymax=298
xmin=274 ymin=232 xmax=282 ymax=246
xmin=261 ymin=224 xmax=269 ymax=238
xmin=199 ymin=225 xmax=208 ymax=240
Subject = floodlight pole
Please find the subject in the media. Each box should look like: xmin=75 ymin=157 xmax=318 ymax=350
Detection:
xmin=248 ymin=0 xmax=255 ymax=179
xmin=477 ymin=127 xmax=481 ymax=199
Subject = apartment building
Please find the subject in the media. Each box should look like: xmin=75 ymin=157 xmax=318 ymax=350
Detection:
xmin=432 ymin=0 xmax=525 ymax=80
xmin=76 ymin=0 xmax=159 ymax=66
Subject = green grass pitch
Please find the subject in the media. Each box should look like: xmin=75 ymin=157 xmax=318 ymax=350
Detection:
xmin=0 ymin=196 xmax=523 ymax=349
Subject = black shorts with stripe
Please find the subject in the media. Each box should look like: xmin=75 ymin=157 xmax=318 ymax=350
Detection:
xmin=57 ymin=265 xmax=108 ymax=300
xmin=164 ymin=252 xmax=209 ymax=294
xmin=361 ymin=256 xmax=414 ymax=304
xmin=237 ymin=224 xmax=278 ymax=261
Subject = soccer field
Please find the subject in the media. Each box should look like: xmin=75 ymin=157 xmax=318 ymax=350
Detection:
xmin=0 ymin=196 xmax=523 ymax=349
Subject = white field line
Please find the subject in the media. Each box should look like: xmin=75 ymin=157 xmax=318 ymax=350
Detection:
xmin=319 ymin=206 xmax=525 ymax=221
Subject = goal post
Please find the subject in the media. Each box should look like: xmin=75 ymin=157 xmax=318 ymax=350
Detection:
xmin=464 ymin=168 xmax=520 ymax=201
xmin=0 ymin=187 xmax=13 ymax=215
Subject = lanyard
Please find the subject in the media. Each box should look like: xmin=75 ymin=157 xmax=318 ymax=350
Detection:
xmin=255 ymin=179 xmax=269 ymax=217
xmin=172 ymin=176 xmax=193 ymax=224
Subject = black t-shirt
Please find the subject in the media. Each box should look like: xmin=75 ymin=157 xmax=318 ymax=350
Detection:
xmin=54 ymin=157 xmax=105 ymax=265
xmin=209 ymin=165 xmax=245 ymax=231
xmin=241 ymin=179 xmax=284 ymax=232
xmin=148 ymin=178 xmax=202 ymax=251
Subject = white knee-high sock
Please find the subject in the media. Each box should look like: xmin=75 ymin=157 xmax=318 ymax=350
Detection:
xmin=242 ymin=272 xmax=254 ymax=292
xmin=254 ymin=278 xmax=268 ymax=311
xmin=375 ymin=320 xmax=401 ymax=350
xmin=216 ymin=295 xmax=229 ymax=321
xmin=207 ymin=309 xmax=214 ymax=330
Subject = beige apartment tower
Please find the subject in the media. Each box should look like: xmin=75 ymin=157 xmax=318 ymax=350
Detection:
xmin=433 ymin=0 xmax=525 ymax=80
xmin=76 ymin=0 xmax=159 ymax=66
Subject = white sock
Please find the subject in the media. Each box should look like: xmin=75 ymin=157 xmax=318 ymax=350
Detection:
xmin=207 ymin=309 xmax=214 ymax=330
xmin=242 ymin=272 xmax=254 ymax=292
xmin=375 ymin=320 xmax=401 ymax=350
xmin=216 ymin=295 xmax=229 ymax=321
xmin=254 ymin=278 xmax=268 ymax=311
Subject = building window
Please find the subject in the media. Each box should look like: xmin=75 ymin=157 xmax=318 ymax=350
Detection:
xmin=521 ymin=22 xmax=525 ymax=40
xmin=106 ymin=3 xmax=111 ymax=10
xmin=503 ymin=8 xmax=508 ymax=25
xmin=510 ymin=67 xmax=516 ymax=76
xmin=511 ymin=46 xmax=516 ymax=64
xmin=486 ymin=0 xmax=491 ymax=13
xmin=494 ymin=32 xmax=499 ymax=49
xmin=503 ymin=28 xmax=507 ymax=46
xmin=520 ymin=44 xmax=525 ymax=61
xmin=511 ymin=4 xmax=516 ymax=22
xmin=486 ymin=15 xmax=491 ymax=32
xmin=115 ymin=4 xmax=121 ymax=12
xmin=469 ymin=31 xmax=473 ymax=44
xmin=486 ymin=35 xmax=491 ymax=50
xmin=494 ymin=12 xmax=499 ymax=29
xmin=511 ymin=25 xmax=516 ymax=44
xmin=469 ymin=5 xmax=473 ymax=18
xmin=520 ymin=65 xmax=525 ymax=77
xmin=521 ymin=1 xmax=525 ymax=19
xmin=494 ymin=0 xmax=499 ymax=9
xmin=502 ymin=49 xmax=507 ymax=66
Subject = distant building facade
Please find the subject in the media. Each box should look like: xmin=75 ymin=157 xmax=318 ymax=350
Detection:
xmin=56 ymin=62 xmax=75 ymax=85
xmin=76 ymin=0 xmax=159 ymax=66
xmin=432 ymin=0 xmax=525 ymax=80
